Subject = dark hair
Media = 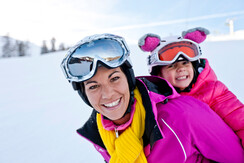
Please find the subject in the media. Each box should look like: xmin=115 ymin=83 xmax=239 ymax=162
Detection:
xmin=150 ymin=66 xmax=162 ymax=76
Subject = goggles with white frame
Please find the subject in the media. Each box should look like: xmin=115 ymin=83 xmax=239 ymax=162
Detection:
xmin=148 ymin=39 xmax=202 ymax=73
xmin=61 ymin=34 xmax=131 ymax=82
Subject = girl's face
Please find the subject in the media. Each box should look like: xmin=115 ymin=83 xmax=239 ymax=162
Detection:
xmin=159 ymin=61 xmax=194 ymax=91
xmin=84 ymin=66 xmax=130 ymax=121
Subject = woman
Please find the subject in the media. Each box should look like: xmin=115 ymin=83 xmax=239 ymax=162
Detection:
xmin=61 ymin=34 xmax=244 ymax=162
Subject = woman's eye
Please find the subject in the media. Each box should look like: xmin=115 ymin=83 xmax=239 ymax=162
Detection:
xmin=111 ymin=76 xmax=120 ymax=82
xmin=89 ymin=85 xmax=99 ymax=90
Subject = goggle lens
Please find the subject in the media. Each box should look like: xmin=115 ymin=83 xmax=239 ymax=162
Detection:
xmin=158 ymin=41 xmax=199 ymax=61
xmin=67 ymin=39 xmax=125 ymax=78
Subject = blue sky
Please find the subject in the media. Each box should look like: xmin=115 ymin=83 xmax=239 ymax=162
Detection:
xmin=1 ymin=0 xmax=244 ymax=46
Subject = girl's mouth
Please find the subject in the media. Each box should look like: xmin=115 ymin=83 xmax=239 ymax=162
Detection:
xmin=176 ymin=75 xmax=188 ymax=80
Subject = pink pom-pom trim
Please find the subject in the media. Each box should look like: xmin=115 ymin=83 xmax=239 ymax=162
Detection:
xmin=183 ymin=30 xmax=206 ymax=44
xmin=140 ymin=36 xmax=160 ymax=52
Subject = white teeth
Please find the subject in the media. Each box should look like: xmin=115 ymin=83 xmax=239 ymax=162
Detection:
xmin=104 ymin=99 xmax=120 ymax=107
xmin=177 ymin=76 xmax=187 ymax=80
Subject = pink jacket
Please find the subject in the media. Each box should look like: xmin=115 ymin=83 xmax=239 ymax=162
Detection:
xmin=181 ymin=58 xmax=244 ymax=147
xmin=77 ymin=76 xmax=244 ymax=162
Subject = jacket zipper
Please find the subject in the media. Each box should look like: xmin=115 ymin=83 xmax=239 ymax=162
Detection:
xmin=115 ymin=127 xmax=119 ymax=138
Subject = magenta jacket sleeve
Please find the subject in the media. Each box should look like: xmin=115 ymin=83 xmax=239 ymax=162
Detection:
xmin=208 ymin=81 xmax=244 ymax=147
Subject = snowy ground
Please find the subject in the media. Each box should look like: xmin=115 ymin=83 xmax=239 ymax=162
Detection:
xmin=0 ymin=39 xmax=243 ymax=163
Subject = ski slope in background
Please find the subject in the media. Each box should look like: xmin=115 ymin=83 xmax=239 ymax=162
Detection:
xmin=0 ymin=39 xmax=244 ymax=163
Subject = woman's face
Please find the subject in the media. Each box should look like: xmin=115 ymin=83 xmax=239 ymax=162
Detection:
xmin=84 ymin=66 xmax=130 ymax=121
xmin=159 ymin=61 xmax=194 ymax=91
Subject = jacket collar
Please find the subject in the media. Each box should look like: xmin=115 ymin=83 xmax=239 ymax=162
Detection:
xmin=77 ymin=76 xmax=179 ymax=150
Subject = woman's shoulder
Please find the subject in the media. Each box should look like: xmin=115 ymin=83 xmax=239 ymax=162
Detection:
xmin=156 ymin=95 xmax=223 ymax=133
xmin=136 ymin=75 xmax=180 ymax=97
xmin=158 ymin=95 xmax=211 ymax=115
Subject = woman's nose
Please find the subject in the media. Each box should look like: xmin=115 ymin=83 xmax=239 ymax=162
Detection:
xmin=101 ymin=85 xmax=114 ymax=99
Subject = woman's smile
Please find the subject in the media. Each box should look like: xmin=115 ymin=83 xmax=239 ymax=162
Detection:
xmin=103 ymin=98 xmax=121 ymax=109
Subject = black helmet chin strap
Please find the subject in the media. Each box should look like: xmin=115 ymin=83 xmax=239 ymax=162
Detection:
xmin=71 ymin=81 xmax=92 ymax=107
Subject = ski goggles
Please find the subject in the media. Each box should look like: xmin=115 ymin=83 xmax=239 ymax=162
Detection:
xmin=61 ymin=34 xmax=130 ymax=82
xmin=148 ymin=39 xmax=201 ymax=68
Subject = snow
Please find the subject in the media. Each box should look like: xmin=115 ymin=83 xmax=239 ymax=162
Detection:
xmin=0 ymin=39 xmax=244 ymax=163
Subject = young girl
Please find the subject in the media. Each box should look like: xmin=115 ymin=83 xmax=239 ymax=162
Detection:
xmin=138 ymin=27 xmax=244 ymax=147
xmin=61 ymin=33 xmax=244 ymax=162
